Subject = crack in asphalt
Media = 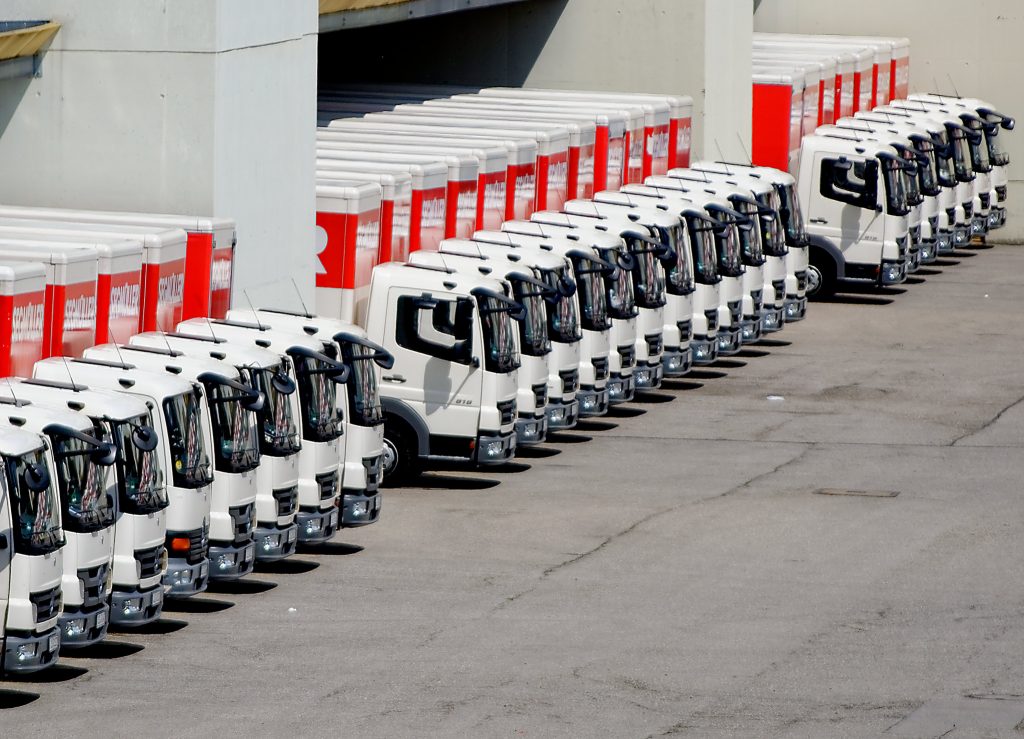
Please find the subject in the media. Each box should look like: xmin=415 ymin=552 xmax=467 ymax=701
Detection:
xmin=492 ymin=445 xmax=813 ymax=613
xmin=949 ymin=392 xmax=1024 ymax=446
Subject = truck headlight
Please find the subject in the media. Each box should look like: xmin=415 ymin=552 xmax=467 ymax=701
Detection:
xmin=16 ymin=644 xmax=37 ymax=661
xmin=351 ymin=501 xmax=369 ymax=516
xmin=304 ymin=517 xmax=323 ymax=535
xmin=547 ymin=406 xmax=566 ymax=423
xmin=580 ymin=394 xmax=597 ymax=412
xmin=65 ymin=618 xmax=86 ymax=638
xmin=122 ymin=598 xmax=143 ymax=616
xmin=485 ymin=441 xmax=505 ymax=458
xmin=215 ymin=554 xmax=236 ymax=571
xmin=260 ymin=534 xmax=281 ymax=552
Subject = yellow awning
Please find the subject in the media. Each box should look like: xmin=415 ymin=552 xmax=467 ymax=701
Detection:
xmin=319 ymin=0 xmax=411 ymax=14
xmin=0 ymin=21 xmax=60 ymax=62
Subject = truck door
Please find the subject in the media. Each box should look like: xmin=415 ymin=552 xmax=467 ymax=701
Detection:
xmin=386 ymin=289 xmax=483 ymax=438
xmin=811 ymin=152 xmax=878 ymax=259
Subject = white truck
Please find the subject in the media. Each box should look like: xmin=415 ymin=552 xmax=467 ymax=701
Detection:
xmin=0 ymin=380 xmax=169 ymax=628
xmin=0 ymin=425 xmax=64 ymax=674
xmin=0 ymin=401 xmax=116 ymax=648
xmin=359 ymin=261 xmax=522 ymax=483
xmin=33 ymin=358 xmax=212 ymax=597
xmin=470 ymin=228 xmax=614 ymax=416
xmin=795 ymin=133 xmax=912 ymax=297
xmin=225 ymin=310 xmax=390 ymax=528
xmin=81 ymin=345 xmax=263 ymax=574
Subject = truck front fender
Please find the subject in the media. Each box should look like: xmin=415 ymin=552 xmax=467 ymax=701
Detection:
xmin=806 ymin=233 xmax=848 ymax=279
xmin=380 ymin=397 xmax=431 ymax=457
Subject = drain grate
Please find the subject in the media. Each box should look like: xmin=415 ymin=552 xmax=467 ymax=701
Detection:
xmin=815 ymin=488 xmax=900 ymax=498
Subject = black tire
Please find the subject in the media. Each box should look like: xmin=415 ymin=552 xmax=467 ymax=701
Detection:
xmin=806 ymin=249 xmax=837 ymax=299
xmin=381 ymin=419 xmax=420 ymax=487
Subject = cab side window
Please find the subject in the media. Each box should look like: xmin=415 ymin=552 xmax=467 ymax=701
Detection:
xmin=395 ymin=295 xmax=474 ymax=364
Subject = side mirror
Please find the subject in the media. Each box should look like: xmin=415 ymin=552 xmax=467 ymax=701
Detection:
xmin=820 ymin=157 xmax=878 ymax=209
xmin=242 ymin=391 xmax=266 ymax=412
xmin=271 ymin=372 xmax=295 ymax=395
xmin=132 ymin=426 xmax=159 ymax=452
xmin=90 ymin=442 xmax=117 ymax=467
xmin=23 ymin=462 xmax=50 ymax=492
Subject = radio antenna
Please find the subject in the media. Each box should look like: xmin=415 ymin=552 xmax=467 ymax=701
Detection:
xmin=736 ymin=133 xmax=753 ymax=167
xmin=60 ymin=354 xmax=78 ymax=386
xmin=714 ymin=140 xmax=732 ymax=174
xmin=4 ymin=377 xmax=20 ymax=405
xmin=107 ymin=323 xmax=129 ymax=365
xmin=244 ymin=290 xmax=267 ymax=330
xmin=947 ymin=73 xmax=961 ymax=99
xmin=290 ymin=278 xmax=312 ymax=318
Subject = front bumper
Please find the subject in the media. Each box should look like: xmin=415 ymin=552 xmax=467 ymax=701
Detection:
xmin=474 ymin=430 xmax=517 ymax=465
xmin=546 ymin=399 xmax=579 ymax=429
xmin=340 ymin=492 xmax=381 ymax=527
xmin=662 ymin=347 xmax=691 ymax=377
xmin=253 ymin=523 xmax=298 ymax=561
xmin=784 ymin=296 xmax=807 ymax=322
xmin=515 ymin=413 xmax=548 ymax=445
xmin=110 ymin=584 xmax=163 ymax=627
xmin=298 ymin=504 xmax=341 ymax=540
xmin=577 ymin=385 xmax=609 ymax=417
xmin=607 ymin=372 xmax=636 ymax=404
xmin=163 ymin=557 xmax=209 ymax=598
xmin=691 ymin=335 xmax=719 ymax=365
xmin=3 ymin=627 xmax=60 ymax=674
xmin=717 ymin=326 xmax=742 ymax=355
xmin=208 ymin=540 xmax=256 ymax=580
xmin=58 ymin=604 xmax=110 ymax=648
xmin=761 ymin=306 xmax=785 ymax=333
xmin=634 ymin=361 xmax=664 ymax=391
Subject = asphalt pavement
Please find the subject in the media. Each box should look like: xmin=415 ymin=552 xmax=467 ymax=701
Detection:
xmin=3 ymin=242 xmax=1024 ymax=738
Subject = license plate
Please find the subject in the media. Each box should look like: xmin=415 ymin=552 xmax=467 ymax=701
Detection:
xmin=200 ymin=562 xmax=209 ymax=578
xmin=48 ymin=633 xmax=59 ymax=653
xmin=152 ymin=589 xmax=162 ymax=606
xmin=286 ymin=528 xmax=297 ymax=543
xmin=96 ymin=609 xmax=107 ymax=628
xmin=242 ymin=545 xmax=253 ymax=563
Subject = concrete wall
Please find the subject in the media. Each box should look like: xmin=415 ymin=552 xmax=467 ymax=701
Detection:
xmin=319 ymin=0 xmax=754 ymax=161
xmin=754 ymin=0 xmax=1024 ymax=241
xmin=0 ymin=0 xmax=319 ymax=309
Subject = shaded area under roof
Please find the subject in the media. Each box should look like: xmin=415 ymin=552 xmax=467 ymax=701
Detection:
xmin=319 ymin=0 xmax=529 ymax=32
xmin=0 ymin=20 xmax=60 ymax=80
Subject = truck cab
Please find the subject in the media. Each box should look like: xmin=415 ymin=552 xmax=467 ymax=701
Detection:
xmin=32 ymin=357 xmax=212 ymax=598
xmin=655 ymin=169 xmax=790 ymax=334
xmin=0 ymin=380 xmax=169 ymax=628
xmin=502 ymin=218 xmax=637 ymax=402
xmin=363 ymin=262 xmax=522 ymax=483
xmin=0 ymin=401 xmax=116 ymax=649
xmin=225 ymin=309 xmax=390 ymax=529
xmin=471 ymin=226 xmax=614 ymax=417
xmin=689 ymin=161 xmax=810 ymax=322
xmin=796 ymin=133 xmax=912 ymax=297
xmin=81 ymin=345 xmax=263 ymax=574
xmin=433 ymin=240 xmax=584 ymax=432
xmin=0 ymin=425 xmax=63 ymax=674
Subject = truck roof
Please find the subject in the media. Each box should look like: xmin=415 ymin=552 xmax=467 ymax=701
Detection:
xmin=372 ymin=260 xmax=508 ymax=298
xmin=0 ymin=424 xmax=47 ymax=456
xmin=33 ymin=356 xmax=196 ymax=400
xmin=0 ymin=379 xmax=152 ymax=421
xmin=130 ymin=331 xmax=284 ymax=369
xmin=84 ymin=344 xmax=244 ymax=383
xmin=499 ymin=219 xmax=626 ymax=251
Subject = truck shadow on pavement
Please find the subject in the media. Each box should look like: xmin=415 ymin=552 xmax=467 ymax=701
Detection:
xmin=413 ymin=472 xmax=501 ymax=490
xmin=161 ymin=597 xmax=234 ymax=615
xmin=3 ymin=665 xmax=87 ymax=684
xmin=207 ymin=578 xmax=279 ymax=595
xmin=0 ymin=689 xmax=39 ymax=709
xmin=113 ymin=617 xmax=187 ymax=636
xmin=516 ymin=445 xmax=562 ymax=458
xmin=59 ymin=640 xmax=145 ymax=660
xmin=299 ymin=542 xmax=364 ymax=557
xmin=256 ymin=559 xmax=320 ymax=575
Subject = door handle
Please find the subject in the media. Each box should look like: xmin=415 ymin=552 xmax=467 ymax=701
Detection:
xmin=382 ymin=374 xmax=407 ymax=384
xmin=810 ymin=217 xmax=829 ymax=224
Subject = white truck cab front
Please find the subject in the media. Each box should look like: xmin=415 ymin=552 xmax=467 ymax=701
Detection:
xmin=0 ymin=425 xmax=63 ymax=674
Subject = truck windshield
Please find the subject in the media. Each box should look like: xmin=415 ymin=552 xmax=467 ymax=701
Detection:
xmin=932 ymin=131 xmax=958 ymax=187
xmin=915 ymin=141 xmax=940 ymax=195
xmin=883 ymin=158 xmax=910 ymax=216
xmin=622 ymin=234 xmax=667 ymax=309
xmin=774 ymin=182 xmax=807 ymax=247
xmin=965 ymin=119 xmax=992 ymax=172
xmin=163 ymin=391 xmax=213 ymax=489
xmin=686 ymin=219 xmax=719 ymax=284
xmin=568 ymin=254 xmax=612 ymax=332
xmin=736 ymin=202 xmax=766 ymax=266
xmin=478 ymin=295 xmax=521 ymax=373
xmin=338 ymin=342 xmax=384 ymax=428
xmin=656 ymin=223 xmax=694 ymax=295
xmin=50 ymin=429 xmax=115 ymax=533
xmin=756 ymin=190 xmax=789 ymax=257
xmin=248 ymin=364 xmax=301 ymax=456
xmin=898 ymin=153 xmax=923 ymax=206
xmin=110 ymin=413 xmax=167 ymax=515
xmin=204 ymin=380 xmax=261 ymax=473
xmin=292 ymin=354 xmax=344 ymax=442
xmin=951 ymin=129 xmax=975 ymax=181
xmin=597 ymin=247 xmax=638 ymax=320
xmin=5 ymin=447 xmax=62 ymax=554
xmin=540 ymin=266 xmax=582 ymax=343
xmin=983 ymin=122 xmax=1009 ymax=166
xmin=711 ymin=218 xmax=744 ymax=277
xmin=509 ymin=277 xmax=552 ymax=357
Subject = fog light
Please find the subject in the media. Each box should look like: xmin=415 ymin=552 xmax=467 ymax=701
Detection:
xmin=547 ymin=406 xmax=566 ymax=423
xmin=693 ymin=342 xmax=711 ymax=361
xmin=304 ymin=517 xmax=323 ymax=535
xmin=122 ymin=598 xmax=142 ymax=616
xmin=988 ymin=211 xmax=1000 ymax=228
xmin=215 ymin=554 xmax=235 ymax=571
xmin=484 ymin=440 xmax=505 ymax=458
xmin=16 ymin=644 xmax=37 ymax=662
xmin=607 ymin=380 xmax=624 ymax=399
xmin=920 ymin=242 xmax=936 ymax=261
xmin=260 ymin=534 xmax=281 ymax=552
xmin=937 ymin=232 xmax=952 ymax=251
xmin=580 ymin=393 xmax=597 ymax=411
xmin=741 ymin=323 xmax=756 ymax=341
xmin=64 ymin=618 xmax=86 ymax=638
xmin=635 ymin=369 xmax=652 ymax=385
xmin=954 ymin=227 xmax=969 ymax=245
xmin=664 ymin=354 xmax=684 ymax=372
xmin=351 ymin=501 xmax=369 ymax=517
xmin=882 ymin=263 xmax=902 ymax=283
xmin=971 ymin=217 xmax=986 ymax=234
xmin=763 ymin=311 xmax=780 ymax=330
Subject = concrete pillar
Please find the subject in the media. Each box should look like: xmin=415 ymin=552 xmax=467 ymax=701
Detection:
xmin=0 ymin=0 xmax=319 ymax=308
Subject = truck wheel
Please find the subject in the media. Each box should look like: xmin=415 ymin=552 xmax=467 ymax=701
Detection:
xmin=806 ymin=251 xmax=837 ymax=299
xmin=382 ymin=422 xmax=419 ymax=487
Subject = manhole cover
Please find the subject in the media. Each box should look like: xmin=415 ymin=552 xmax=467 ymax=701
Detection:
xmin=815 ymin=488 xmax=900 ymax=498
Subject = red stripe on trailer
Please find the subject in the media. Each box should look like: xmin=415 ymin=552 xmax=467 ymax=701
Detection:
xmin=593 ymin=124 xmax=610 ymax=192
xmin=140 ymin=257 xmax=185 ymax=333
xmin=315 ymin=211 xmax=347 ymax=289
xmin=506 ymin=162 xmax=537 ymax=221
xmin=378 ymin=199 xmax=395 ymax=263
xmin=0 ymin=289 xmax=45 ymax=377
xmin=479 ymin=170 xmax=506 ymax=231
xmin=409 ymin=187 xmax=447 ymax=252
xmin=446 ymin=179 xmax=478 ymax=239
xmin=96 ymin=269 xmax=141 ymax=345
xmin=182 ymin=232 xmax=213 ymax=320
xmin=671 ymin=117 xmax=692 ymax=169
xmin=752 ymin=83 xmax=797 ymax=172
xmin=209 ymin=243 xmax=233 ymax=319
